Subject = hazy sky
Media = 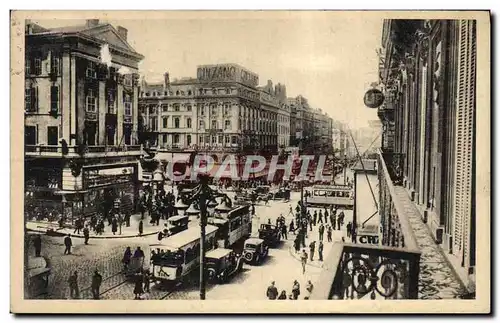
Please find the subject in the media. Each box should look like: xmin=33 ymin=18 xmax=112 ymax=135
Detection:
xmin=35 ymin=14 xmax=382 ymax=128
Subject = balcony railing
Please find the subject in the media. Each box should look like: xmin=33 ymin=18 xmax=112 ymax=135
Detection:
xmin=310 ymin=243 xmax=420 ymax=300
xmin=310 ymin=149 xmax=421 ymax=300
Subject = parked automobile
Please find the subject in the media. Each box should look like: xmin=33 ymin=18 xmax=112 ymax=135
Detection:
xmin=242 ymin=238 xmax=269 ymax=265
xmin=206 ymin=248 xmax=244 ymax=283
xmin=258 ymin=224 xmax=282 ymax=246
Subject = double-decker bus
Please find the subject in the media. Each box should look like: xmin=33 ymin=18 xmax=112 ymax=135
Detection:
xmin=208 ymin=205 xmax=252 ymax=248
xmin=150 ymin=225 xmax=219 ymax=284
xmin=305 ymin=184 xmax=354 ymax=209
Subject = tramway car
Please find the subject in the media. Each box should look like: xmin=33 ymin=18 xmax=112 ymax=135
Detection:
xmin=305 ymin=184 xmax=354 ymax=209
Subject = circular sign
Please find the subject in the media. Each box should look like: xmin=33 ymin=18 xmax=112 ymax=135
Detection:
xmin=364 ymin=89 xmax=385 ymax=109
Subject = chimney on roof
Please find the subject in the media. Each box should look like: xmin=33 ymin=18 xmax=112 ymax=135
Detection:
xmin=86 ymin=19 xmax=99 ymax=28
xmin=164 ymin=72 xmax=170 ymax=88
xmin=117 ymin=26 xmax=128 ymax=41
xmin=25 ymin=20 xmax=33 ymax=35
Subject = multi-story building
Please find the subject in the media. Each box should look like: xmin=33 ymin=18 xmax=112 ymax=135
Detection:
xmin=138 ymin=64 xmax=289 ymax=169
xmin=377 ymin=19 xmax=477 ymax=289
xmin=24 ymin=19 xmax=144 ymax=220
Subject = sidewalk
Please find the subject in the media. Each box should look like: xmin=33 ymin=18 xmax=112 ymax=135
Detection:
xmin=26 ymin=213 xmax=165 ymax=239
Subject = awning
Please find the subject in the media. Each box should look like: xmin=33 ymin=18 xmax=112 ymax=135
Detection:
xmin=155 ymin=152 xmax=191 ymax=163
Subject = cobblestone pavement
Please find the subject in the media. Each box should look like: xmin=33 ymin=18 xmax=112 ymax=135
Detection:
xmin=26 ymin=234 xmax=148 ymax=299
xmin=393 ymin=187 xmax=467 ymax=299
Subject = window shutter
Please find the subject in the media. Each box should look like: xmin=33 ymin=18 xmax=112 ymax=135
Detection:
xmin=452 ymin=20 xmax=476 ymax=267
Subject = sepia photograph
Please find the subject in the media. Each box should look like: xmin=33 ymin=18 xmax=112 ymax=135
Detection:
xmin=10 ymin=10 xmax=491 ymax=314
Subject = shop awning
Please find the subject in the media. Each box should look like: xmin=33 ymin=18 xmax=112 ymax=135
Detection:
xmin=155 ymin=152 xmax=191 ymax=163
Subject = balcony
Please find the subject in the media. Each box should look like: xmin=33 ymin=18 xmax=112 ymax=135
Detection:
xmin=25 ymin=145 xmax=142 ymax=158
xmin=310 ymin=149 xmax=421 ymax=300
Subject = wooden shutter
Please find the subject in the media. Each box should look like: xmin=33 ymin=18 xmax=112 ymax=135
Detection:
xmin=452 ymin=20 xmax=476 ymax=266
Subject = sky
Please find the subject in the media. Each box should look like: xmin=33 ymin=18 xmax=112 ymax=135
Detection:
xmin=34 ymin=14 xmax=382 ymax=129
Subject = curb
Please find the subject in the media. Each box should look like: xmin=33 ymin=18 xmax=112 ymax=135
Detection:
xmin=27 ymin=227 xmax=160 ymax=239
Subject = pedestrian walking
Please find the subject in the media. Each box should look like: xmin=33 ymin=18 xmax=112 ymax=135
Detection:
xmin=324 ymin=208 xmax=329 ymax=224
xmin=134 ymin=246 xmax=145 ymax=258
xmin=73 ymin=218 xmax=81 ymax=234
xmin=122 ymin=246 xmax=132 ymax=270
xmin=313 ymin=210 xmax=317 ymax=225
xmin=68 ymin=271 xmax=79 ymax=299
xmin=143 ymin=269 xmax=151 ymax=293
xmin=266 ymin=281 xmax=279 ymax=300
xmin=292 ymin=280 xmax=301 ymax=300
xmin=91 ymin=269 xmax=102 ymax=299
xmin=33 ymin=234 xmax=42 ymax=257
xmin=309 ymin=241 xmax=316 ymax=261
xmin=346 ymin=222 xmax=352 ymax=238
xmin=305 ymin=280 xmax=314 ymax=299
xmin=288 ymin=205 xmax=294 ymax=216
xmin=319 ymin=223 xmax=325 ymax=241
xmin=133 ymin=270 xmax=144 ymax=300
xmin=318 ymin=210 xmax=323 ymax=224
xmin=318 ymin=241 xmax=324 ymax=261
xmin=125 ymin=212 xmax=131 ymax=227
xmin=83 ymin=226 xmax=90 ymax=245
xmin=300 ymin=249 xmax=308 ymax=274
xmin=337 ymin=216 xmax=342 ymax=231
xmin=281 ymin=223 xmax=288 ymax=240
xmin=289 ymin=219 xmax=295 ymax=234
xmin=327 ymin=225 xmax=333 ymax=242
xmin=138 ymin=220 xmax=144 ymax=236
xmin=63 ymin=234 xmax=72 ymax=255
xmin=112 ymin=217 xmax=118 ymax=235
xmin=330 ymin=213 xmax=335 ymax=228
xmin=294 ymin=236 xmax=301 ymax=253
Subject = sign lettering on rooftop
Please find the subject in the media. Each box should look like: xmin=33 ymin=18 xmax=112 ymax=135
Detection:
xmin=197 ymin=64 xmax=259 ymax=87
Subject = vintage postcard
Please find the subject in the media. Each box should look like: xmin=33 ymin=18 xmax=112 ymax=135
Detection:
xmin=10 ymin=10 xmax=490 ymax=314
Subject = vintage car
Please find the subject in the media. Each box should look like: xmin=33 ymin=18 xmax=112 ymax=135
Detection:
xmin=165 ymin=215 xmax=189 ymax=235
xmin=258 ymin=223 xmax=282 ymax=246
xmin=242 ymin=237 xmax=269 ymax=265
xmin=269 ymin=188 xmax=290 ymax=200
xmin=206 ymin=248 xmax=244 ymax=284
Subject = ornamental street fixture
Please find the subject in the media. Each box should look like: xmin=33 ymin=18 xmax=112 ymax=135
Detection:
xmin=175 ymin=173 xmax=220 ymax=300
xmin=363 ymin=88 xmax=385 ymax=109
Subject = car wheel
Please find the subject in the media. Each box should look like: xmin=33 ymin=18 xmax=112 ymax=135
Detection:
xmin=244 ymin=252 xmax=253 ymax=263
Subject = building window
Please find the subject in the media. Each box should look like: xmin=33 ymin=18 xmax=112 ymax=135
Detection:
xmin=124 ymin=127 xmax=132 ymax=145
xmin=124 ymin=75 xmax=133 ymax=87
xmin=187 ymin=134 xmax=192 ymax=146
xmin=106 ymin=126 xmax=115 ymax=145
xmin=225 ymin=136 xmax=230 ymax=144
xmin=188 ymin=90 xmax=192 ymax=96
xmin=211 ymin=136 xmax=217 ymax=144
xmin=149 ymin=105 xmax=156 ymax=114
xmin=50 ymin=54 xmax=60 ymax=75
xmin=25 ymin=87 xmax=37 ymax=112
xmin=34 ymin=57 xmax=42 ymax=75
xmin=224 ymin=104 xmax=230 ymax=116
xmin=151 ymin=117 xmax=158 ymax=132
xmin=47 ymin=126 xmax=58 ymax=145
xmin=86 ymin=89 xmax=97 ymax=112
xmin=124 ymin=94 xmax=132 ymax=116
xmin=199 ymin=120 xmax=205 ymax=130
xmin=225 ymin=120 xmax=231 ymax=130
xmin=174 ymin=117 xmax=180 ymax=128
xmin=210 ymin=104 xmax=217 ymax=116
xmin=187 ymin=118 xmax=192 ymax=128
xmin=25 ymin=56 xmax=31 ymax=75
xmin=86 ymin=61 xmax=97 ymax=78
xmin=186 ymin=105 xmax=192 ymax=112
xmin=231 ymin=136 xmax=237 ymax=144
xmin=162 ymin=104 xmax=168 ymax=112
xmin=174 ymin=104 xmax=180 ymax=112
xmin=163 ymin=117 xmax=168 ymax=128
xmin=211 ymin=120 xmax=217 ymax=130
xmin=162 ymin=134 xmax=168 ymax=144
xmin=176 ymin=91 xmax=180 ymax=96
xmin=50 ymin=86 xmax=59 ymax=114
xmin=25 ymin=126 xmax=36 ymax=145
xmin=200 ymin=105 xmax=205 ymax=116
xmin=145 ymin=92 xmax=150 ymax=97
xmin=107 ymin=90 xmax=115 ymax=114
xmin=218 ymin=135 xmax=223 ymax=144
xmin=173 ymin=134 xmax=180 ymax=144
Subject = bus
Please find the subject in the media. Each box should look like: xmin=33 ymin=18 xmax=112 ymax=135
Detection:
xmin=208 ymin=205 xmax=252 ymax=248
xmin=150 ymin=225 xmax=219 ymax=284
xmin=305 ymin=184 xmax=354 ymax=209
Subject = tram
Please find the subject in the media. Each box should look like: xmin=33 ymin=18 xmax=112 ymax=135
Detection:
xmin=149 ymin=225 xmax=219 ymax=284
xmin=208 ymin=205 xmax=252 ymax=248
xmin=305 ymin=184 xmax=354 ymax=209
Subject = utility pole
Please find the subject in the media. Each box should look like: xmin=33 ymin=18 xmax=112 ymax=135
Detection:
xmin=343 ymin=153 xmax=347 ymax=185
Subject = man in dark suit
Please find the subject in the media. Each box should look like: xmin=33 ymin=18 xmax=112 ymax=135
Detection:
xmin=64 ymin=234 xmax=72 ymax=255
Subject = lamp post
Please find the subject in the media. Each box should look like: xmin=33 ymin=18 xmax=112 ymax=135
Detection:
xmin=177 ymin=173 xmax=219 ymax=300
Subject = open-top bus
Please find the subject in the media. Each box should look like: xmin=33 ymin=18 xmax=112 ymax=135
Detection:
xmin=305 ymin=184 xmax=354 ymax=209
xmin=150 ymin=224 xmax=219 ymax=284
xmin=208 ymin=205 xmax=252 ymax=249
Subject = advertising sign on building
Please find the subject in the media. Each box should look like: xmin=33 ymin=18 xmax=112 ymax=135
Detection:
xmin=363 ymin=88 xmax=385 ymax=109
xmin=83 ymin=166 xmax=135 ymax=189
xmin=197 ymin=64 xmax=259 ymax=87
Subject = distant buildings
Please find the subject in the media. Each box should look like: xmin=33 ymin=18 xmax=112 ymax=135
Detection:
xmin=24 ymin=19 xmax=144 ymax=220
